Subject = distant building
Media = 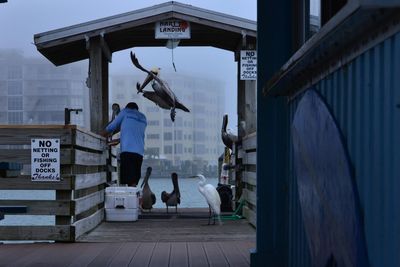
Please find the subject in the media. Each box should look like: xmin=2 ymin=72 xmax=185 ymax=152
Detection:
xmin=0 ymin=49 xmax=89 ymax=127
xmin=110 ymin=71 xmax=226 ymax=175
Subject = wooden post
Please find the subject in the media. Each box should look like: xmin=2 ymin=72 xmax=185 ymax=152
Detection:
xmin=252 ymin=0 xmax=294 ymax=266
xmin=55 ymin=190 xmax=72 ymax=226
xmin=87 ymin=36 xmax=109 ymax=134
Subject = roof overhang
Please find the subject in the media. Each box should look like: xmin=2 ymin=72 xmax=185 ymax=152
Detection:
xmin=34 ymin=1 xmax=257 ymax=66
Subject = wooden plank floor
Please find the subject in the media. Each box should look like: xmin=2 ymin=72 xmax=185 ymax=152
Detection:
xmin=0 ymin=241 xmax=254 ymax=267
xmin=0 ymin=209 xmax=256 ymax=266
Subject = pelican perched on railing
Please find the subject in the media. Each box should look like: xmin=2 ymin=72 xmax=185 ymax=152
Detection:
xmin=221 ymin=114 xmax=239 ymax=150
xmin=130 ymin=51 xmax=190 ymax=122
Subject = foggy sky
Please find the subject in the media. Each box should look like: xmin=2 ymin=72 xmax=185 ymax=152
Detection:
xmin=0 ymin=0 xmax=257 ymax=131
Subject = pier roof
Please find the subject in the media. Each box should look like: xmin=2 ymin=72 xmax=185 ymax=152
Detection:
xmin=34 ymin=1 xmax=257 ymax=66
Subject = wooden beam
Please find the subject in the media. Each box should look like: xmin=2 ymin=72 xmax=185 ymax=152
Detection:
xmin=72 ymin=208 xmax=104 ymax=239
xmin=73 ymin=172 xmax=107 ymax=190
xmin=0 ymin=175 xmax=72 ymax=190
xmin=100 ymin=32 xmax=112 ymax=63
xmin=56 ymin=190 xmax=72 ymax=225
xmin=243 ymin=206 xmax=256 ymax=227
xmin=73 ymin=190 xmax=104 ymax=215
xmin=242 ymin=133 xmax=257 ymax=151
xmin=74 ymin=128 xmax=107 ymax=152
xmin=0 ymin=225 xmax=72 ymax=241
xmin=87 ymin=37 xmax=109 ymax=133
xmin=243 ymin=171 xmax=256 ymax=186
xmin=0 ymin=200 xmax=71 ymax=215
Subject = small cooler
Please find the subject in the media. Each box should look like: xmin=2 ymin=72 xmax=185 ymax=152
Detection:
xmin=105 ymin=186 xmax=139 ymax=221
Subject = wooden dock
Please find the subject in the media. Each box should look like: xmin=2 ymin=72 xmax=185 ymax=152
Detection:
xmin=0 ymin=209 xmax=255 ymax=267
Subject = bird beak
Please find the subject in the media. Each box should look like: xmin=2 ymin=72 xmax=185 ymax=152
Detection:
xmin=188 ymin=175 xmax=198 ymax=179
xmin=140 ymin=73 xmax=154 ymax=89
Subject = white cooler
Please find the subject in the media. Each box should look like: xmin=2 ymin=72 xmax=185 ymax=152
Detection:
xmin=105 ymin=186 xmax=139 ymax=221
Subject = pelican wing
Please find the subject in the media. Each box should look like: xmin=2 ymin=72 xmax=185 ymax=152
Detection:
xmin=130 ymin=51 xmax=167 ymax=87
xmin=143 ymin=91 xmax=171 ymax=109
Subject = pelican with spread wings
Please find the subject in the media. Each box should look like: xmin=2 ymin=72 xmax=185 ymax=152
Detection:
xmin=130 ymin=51 xmax=190 ymax=122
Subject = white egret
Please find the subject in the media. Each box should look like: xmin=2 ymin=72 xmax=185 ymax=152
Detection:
xmin=193 ymin=174 xmax=221 ymax=225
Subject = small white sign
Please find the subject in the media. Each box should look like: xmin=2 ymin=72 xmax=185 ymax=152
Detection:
xmin=31 ymin=139 xmax=60 ymax=182
xmin=155 ymin=20 xmax=191 ymax=39
xmin=240 ymin=50 xmax=257 ymax=80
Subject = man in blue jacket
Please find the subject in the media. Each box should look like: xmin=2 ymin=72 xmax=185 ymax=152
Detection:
xmin=102 ymin=102 xmax=147 ymax=187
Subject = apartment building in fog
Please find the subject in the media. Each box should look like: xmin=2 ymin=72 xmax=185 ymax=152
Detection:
xmin=0 ymin=49 xmax=89 ymax=127
xmin=110 ymin=71 xmax=226 ymax=170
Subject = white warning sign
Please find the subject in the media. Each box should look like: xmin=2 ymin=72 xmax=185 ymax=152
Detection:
xmin=155 ymin=19 xmax=191 ymax=39
xmin=31 ymin=138 xmax=60 ymax=182
xmin=240 ymin=50 xmax=257 ymax=80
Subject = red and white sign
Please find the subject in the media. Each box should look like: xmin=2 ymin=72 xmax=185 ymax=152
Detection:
xmin=155 ymin=20 xmax=191 ymax=39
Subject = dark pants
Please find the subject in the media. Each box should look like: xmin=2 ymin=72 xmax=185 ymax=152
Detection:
xmin=120 ymin=152 xmax=143 ymax=186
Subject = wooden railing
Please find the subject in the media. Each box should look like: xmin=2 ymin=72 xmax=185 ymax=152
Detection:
xmin=0 ymin=125 xmax=114 ymax=241
xmin=238 ymin=132 xmax=256 ymax=227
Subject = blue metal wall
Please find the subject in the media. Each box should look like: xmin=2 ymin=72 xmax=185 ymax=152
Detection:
xmin=289 ymin=31 xmax=400 ymax=267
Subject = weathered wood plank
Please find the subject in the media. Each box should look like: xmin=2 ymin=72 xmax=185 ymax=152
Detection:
xmin=72 ymin=208 xmax=104 ymax=239
xmin=187 ymin=242 xmax=208 ymax=267
xmin=0 ymin=148 xmax=72 ymax=164
xmin=243 ymin=151 xmax=256 ymax=165
xmin=74 ymin=149 xmax=107 ymax=166
xmin=56 ymin=190 xmax=72 ymax=225
xmin=109 ymin=242 xmax=140 ymax=267
xmin=242 ymin=171 xmax=256 ymax=186
xmin=75 ymin=128 xmax=106 ymax=152
xmin=243 ymin=188 xmax=256 ymax=207
xmin=169 ymin=242 xmax=189 ymax=267
xmin=242 ymin=132 xmax=256 ymax=151
xmin=130 ymin=242 xmax=156 ymax=267
xmin=149 ymin=242 xmax=171 ymax=267
xmin=203 ymin=242 xmax=229 ymax=266
xmin=74 ymin=190 xmax=104 ymax=215
xmin=0 ymin=175 xmax=72 ymax=190
xmin=87 ymin=243 xmax=123 ymax=267
xmin=74 ymin=172 xmax=106 ymax=190
xmin=0 ymin=225 xmax=71 ymax=241
xmin=243 ymin=206 xmax=256 ymax=227
xmin=218 ymin=241 xmax=250 ymax=266
xmin=0 ymin=148 xmax=106 ymax=166
xmin=66 ymin=243 xmax=109 ymax=266
xmin=0 ymin=126 xmax=74 ymax=145
xmin=0 ymin=200 xmax=71 ymax=215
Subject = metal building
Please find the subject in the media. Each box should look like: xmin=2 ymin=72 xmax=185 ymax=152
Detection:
xmin=254 ymin=1 xmax=400 ymax=266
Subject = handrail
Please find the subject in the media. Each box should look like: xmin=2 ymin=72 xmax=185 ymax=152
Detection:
xmin=0 ymin=125 xmax=115 ymax=241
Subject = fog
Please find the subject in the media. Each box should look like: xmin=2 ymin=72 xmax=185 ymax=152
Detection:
xmin=0 ymin=0 xmax=257 ymax=131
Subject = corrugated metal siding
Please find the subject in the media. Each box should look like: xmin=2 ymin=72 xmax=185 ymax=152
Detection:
xmin=288 ymin=94 xmax=312 ymax=267
xmin=289 ymin=31 xmax=400 ymax=266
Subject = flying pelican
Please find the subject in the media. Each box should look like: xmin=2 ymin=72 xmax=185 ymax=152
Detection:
xmin=221 ymin=114 xmax=239 ymax=150
xmin=140 ymin=167 xmax=156 ymax=211
xmin=192 ymin=174 xmax=221 ymax=225
xmin=161 ymin=172 xmax=181 ymax=213
xmin=130 ymin=51 xmax=190 ymax=122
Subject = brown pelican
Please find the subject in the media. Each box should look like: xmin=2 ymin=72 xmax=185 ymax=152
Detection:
xmin=140 ymin=167 xmax=156 ymax=211
xmin=221 ymin=114 xmax=239 ymax=150
xmin=161 ymin=172 xmax=181 ymax=213
xmin=130 ymin=51 xmax=190 ymax=122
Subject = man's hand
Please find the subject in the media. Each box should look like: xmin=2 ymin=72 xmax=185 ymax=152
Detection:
xmin=107 ymin=138 xmax=120 ymax=146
